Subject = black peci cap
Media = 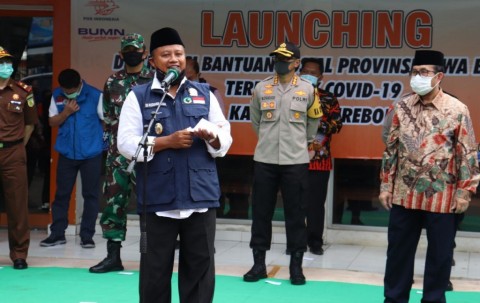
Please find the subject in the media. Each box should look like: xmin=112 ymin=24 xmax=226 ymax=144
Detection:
xmin=150 ymin=27 xmax=184 ymax=53
xmin=412 ymin=50 xmax=445 ymax=68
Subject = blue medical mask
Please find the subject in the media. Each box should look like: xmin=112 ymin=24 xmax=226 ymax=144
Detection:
xmin=301 ymin=74 xmax=318 ymax=86
xmin=0 ymin=62 xmax=14 ymax=79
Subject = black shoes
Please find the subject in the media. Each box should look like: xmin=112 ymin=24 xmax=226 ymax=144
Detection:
xmin=287 ymin=247 xmax=324 ymax=255
xmin=290 ymin=251 xmax=306 ymax=285
xmin=351 ymin=217 xmax=364 ymax=225
xmin=13 ymin=258 xmax=28 ymax=270
xmin=243 ymin=250 xmax=268 ymax=282
xmin=446 ymin=280 xmax=454 ymax=291
xmin=310 ymin=247 xmax=324 ymax=255
xmin=90 ymin=241 xmax=124 ymax=273
xmin=80 ymin=238 xmax=95 ymax=249
xmin=243 ymin=263 xmax=268 ymax=282
xmin=40 ymin=234 xmax=66 ymax=247
xmin=90 ymin=258 xmax=124 ymax=273
xmin=40 ymin=234 xmax=94 ymax=248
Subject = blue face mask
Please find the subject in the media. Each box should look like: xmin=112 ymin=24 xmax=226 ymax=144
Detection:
xmin=0 ymin=62 xmax=14 ymax=79
xmin=301 ymin=74 xmax=318 ymax=86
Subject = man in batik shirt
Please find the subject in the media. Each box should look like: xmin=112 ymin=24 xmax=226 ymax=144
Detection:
xmin=379 ymin=50 xmax=480 ymax=303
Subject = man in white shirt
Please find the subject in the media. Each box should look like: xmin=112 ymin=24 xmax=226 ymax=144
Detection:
xmin=117 ymin=27 xmax=232 ymax=302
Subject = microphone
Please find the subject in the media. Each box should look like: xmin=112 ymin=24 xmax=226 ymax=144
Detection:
xmin=161 ymin=67 xmax=180 ymax=88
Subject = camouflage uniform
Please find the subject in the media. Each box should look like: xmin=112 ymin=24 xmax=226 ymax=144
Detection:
xmin=100 ymin=34 xmax=154 ymax=241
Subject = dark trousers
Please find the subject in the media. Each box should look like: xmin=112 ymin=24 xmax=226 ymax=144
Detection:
xmin=50 ymin=154 xmax=102 ymax=239
xmin=139 ymin=209 xmax=216 ymax=303
xmin=26 ymin=144 xmax=50 ymax=204
xmin=306 ymin=170 xmax=330 ymax=249
xmin=250 ymin=162 xmax=308 ymax=252
xmin=384 ymin=205 xmax=455 ymax=303
xmin=0 ymin=144 xmax=30 ymax=261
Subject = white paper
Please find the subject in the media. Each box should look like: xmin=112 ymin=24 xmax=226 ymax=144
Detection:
xmin=118 ymin=271 xmax=134 ymax=275
xmin=190 ymin=118 xmax=219 ymax=137
xmin=265 ymin=280 xmax=281 ymax=285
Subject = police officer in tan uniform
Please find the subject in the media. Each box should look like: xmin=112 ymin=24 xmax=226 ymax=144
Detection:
xmin=244 ymin=42 xmax=320 ymax=285
xmin=0 ymin=46 xmax=37 ymax=269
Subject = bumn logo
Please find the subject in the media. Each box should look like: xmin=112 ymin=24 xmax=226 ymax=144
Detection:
xmin=86 ymin=0 xmax=119 ymax=16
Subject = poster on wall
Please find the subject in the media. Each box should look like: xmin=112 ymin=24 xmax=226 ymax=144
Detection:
xmin=71 ymin=0 xmax=480 ymax=159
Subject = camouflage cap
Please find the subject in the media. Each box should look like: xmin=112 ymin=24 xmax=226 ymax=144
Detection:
xmin=121 ymin=33 xmax=145 ymax=50
xmin=0 ymin=46 xmax=13 ymax=59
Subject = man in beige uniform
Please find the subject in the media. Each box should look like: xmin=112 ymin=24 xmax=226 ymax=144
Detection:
xmin=244 ymin=42 xmax=320 ymax=285
xmin=0 ymin=46 xmax=37 ymax=269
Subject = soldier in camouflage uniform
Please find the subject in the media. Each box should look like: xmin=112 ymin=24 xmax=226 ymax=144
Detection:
xmin=90 ymin=33 xmax=154 ymax=273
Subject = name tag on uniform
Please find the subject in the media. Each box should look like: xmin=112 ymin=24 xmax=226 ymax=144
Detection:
xmin=145 ymin=102 xmax=166 ymax=108
xmin=7 ymin=100 xmax=22 ymax=113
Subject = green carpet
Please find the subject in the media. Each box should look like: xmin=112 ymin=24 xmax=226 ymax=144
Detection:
xmin=0 ymin=267 xmax=479 ymax=303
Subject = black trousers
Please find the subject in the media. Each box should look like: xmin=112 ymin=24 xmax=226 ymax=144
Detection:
xmin=384 ymin=205 xmax=455 ymax=303
xmin=306 ymin=170 xmax=330 ymax=249
xmin=139 ymin=209 xmax=216 ymax=303
xmin=250 ymin=162 xmax=308 ymax=252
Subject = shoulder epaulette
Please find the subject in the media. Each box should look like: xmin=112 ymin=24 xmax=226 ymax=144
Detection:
xmin=262 ymin=75 xmax=274 ymax=82
xmin=16 ymin=81 xmax=33 ymax=93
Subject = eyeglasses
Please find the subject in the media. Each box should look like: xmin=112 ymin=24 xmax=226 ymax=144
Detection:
xmin=409 ymin=69 xmax=437 ymax=77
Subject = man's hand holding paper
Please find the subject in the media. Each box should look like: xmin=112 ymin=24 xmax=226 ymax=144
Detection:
xmin=188 ymin=118 xmax=220 ymax=147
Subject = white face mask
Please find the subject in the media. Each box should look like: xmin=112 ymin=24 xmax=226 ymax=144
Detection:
xmin=410 ymin=74 xmax=439 ymax=96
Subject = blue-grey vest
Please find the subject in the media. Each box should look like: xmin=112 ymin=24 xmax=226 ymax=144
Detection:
xmin=132 ymin=80 xmax=220 ymax=213
xmin=52 ymin=81 xmax=103 ymax=160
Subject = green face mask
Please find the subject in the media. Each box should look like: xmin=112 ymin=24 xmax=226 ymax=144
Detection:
xmin=64 ymin=91 xmax=79 ymax=99
xmin=0 ymin=62 xmax=14 ymax=79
